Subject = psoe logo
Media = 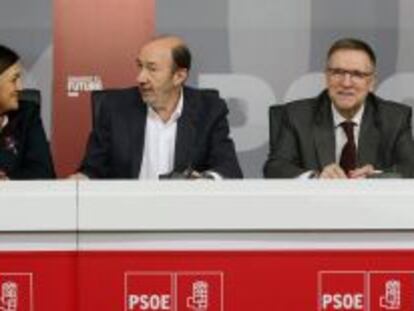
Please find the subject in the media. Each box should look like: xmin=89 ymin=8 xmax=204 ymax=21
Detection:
xmin=318 ymin=271 xmax=365 ymax=311
xmin=125 ymin=271 xmax=223 ymax=311
xmin=0 ymin=273 xmax=33 ymax=311
xmin=379 ymin=280 xmax=401 ymax=310
xmin=67 ymin=75 xmax=103 ymax=97
xmin=186 ymin=280 xmax=209 ymax=311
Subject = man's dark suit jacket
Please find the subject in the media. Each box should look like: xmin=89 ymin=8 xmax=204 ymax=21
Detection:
xmin=264 ymin=90 xmax=414 ymax=178
xmin=80 ymin=86 xmax=243 ymax=179
xmin=0 ymin=101 xmax=55 ymax=179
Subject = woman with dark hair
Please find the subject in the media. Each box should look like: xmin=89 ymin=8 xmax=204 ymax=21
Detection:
xmin=0 ymin=44 xmax=54 ymax=179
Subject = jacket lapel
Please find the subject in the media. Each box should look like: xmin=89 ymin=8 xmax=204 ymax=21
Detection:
xmin=130 ymin=89 xmax=147 ymax=178
xmin=174 ymin=87 xmax=198 ymax=172
xmin=313 ymin=92 xmax=336 ymax=168
xmin=357 ymin=96 xmax=380 ymax=166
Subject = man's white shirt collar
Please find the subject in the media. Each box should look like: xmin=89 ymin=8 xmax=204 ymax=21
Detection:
xmin=147 ymin=89 xmax=184 ymax=124
xmin=331 ymin=102 xmax=365 ymax=128
xmin=0 ymin=115 xmax=8 ymax=130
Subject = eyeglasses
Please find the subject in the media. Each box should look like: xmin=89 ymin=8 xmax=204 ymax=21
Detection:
xmin=327 ymin=67 xmax=374 ymax=82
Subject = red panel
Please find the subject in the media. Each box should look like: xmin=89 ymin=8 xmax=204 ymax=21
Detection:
xmin=2 ymin=251 xmax=414 ymax=310
xmin=52 ymin=0 xmax=155 ymax=177
xmin=77 ymin=251 xmax=414 ymax=311
xmin=0 ymin=252 xmax=77 ymax=311
xmin=369 ymin=272 xmax=414 ymax=311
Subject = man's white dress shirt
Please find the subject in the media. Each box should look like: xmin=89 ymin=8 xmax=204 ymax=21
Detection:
xmin=139 ymin=91 xmax=183 ymax=180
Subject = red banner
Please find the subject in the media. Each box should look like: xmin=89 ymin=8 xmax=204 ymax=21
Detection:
xmin=52 ymin=0 xmax=155 ymax=177
xmin=1 ymin=251 xmax=414 ymax=310
xmin=0 ymin=252 xmax=77 ymax=311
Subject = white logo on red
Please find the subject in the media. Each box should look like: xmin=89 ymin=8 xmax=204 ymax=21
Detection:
xmin=186 ymin=281 xmax=208 ymax=311
xmin=0 ymin=281 xmax=18 ymax=311
xmin=0 ymin=273 xmax=32 ymax=311
xmin=379 ymin=280 xmax=401 ymax=310
xmin=319 ymin=271 xmax=414 ymax=311
xmin=125 ymin=271 xmax=223 ymax=311
xmin=67 ymin=75 xmax=103 ymax=97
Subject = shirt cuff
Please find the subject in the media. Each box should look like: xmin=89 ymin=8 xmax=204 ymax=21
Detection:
xmin=297 ymin=170 xmax=318 ymax=179
xmin=203 ymin=170 xmax=223 ymax=180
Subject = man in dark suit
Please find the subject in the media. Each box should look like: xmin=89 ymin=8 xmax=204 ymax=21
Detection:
xmin=73 ymin=35 xmax=242 ymax=179
xmin=264 ymin=38 xmax=414 ymax=179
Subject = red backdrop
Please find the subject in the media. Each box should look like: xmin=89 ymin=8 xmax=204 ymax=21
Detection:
xmin=52 ymin=0 xmax=155 ymax=177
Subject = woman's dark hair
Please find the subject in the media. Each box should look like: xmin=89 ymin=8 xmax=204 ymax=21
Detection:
xmin=0 ymin=45 xmax=20 ymax=75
